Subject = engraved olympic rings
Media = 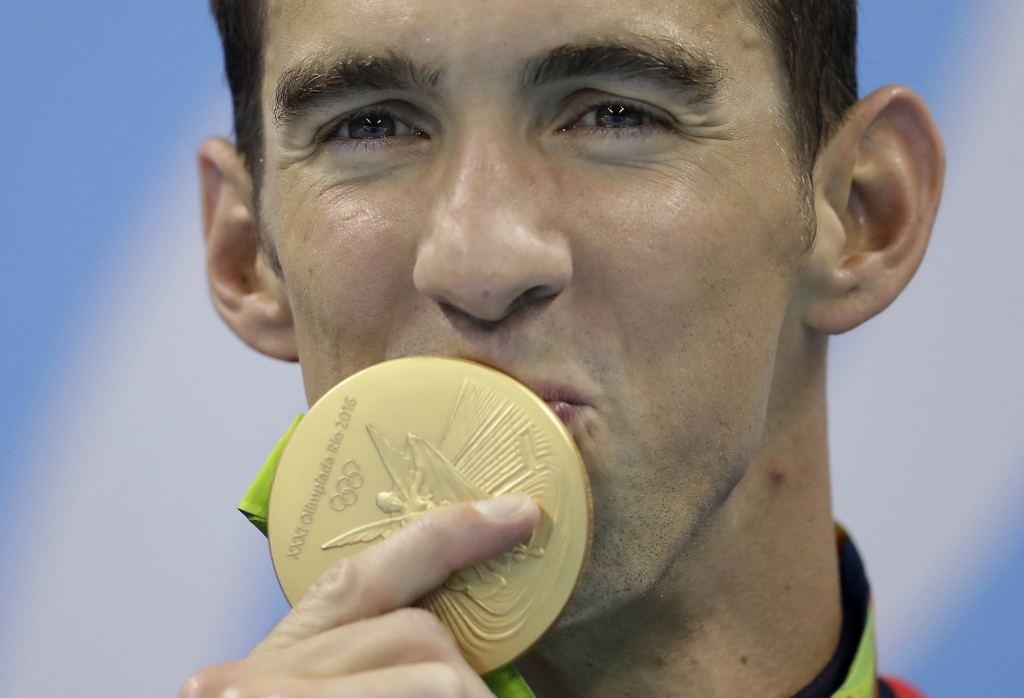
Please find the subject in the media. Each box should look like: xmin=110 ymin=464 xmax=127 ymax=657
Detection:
xmin=330 ymin=460 xmax=364 ymax=511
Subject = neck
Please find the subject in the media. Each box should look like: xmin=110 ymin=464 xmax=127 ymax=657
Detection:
xmin=519 ymin=331 xmax=843 ymax=698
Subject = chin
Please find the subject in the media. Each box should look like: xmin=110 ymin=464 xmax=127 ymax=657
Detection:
xmin=550 ymin=562 xmax=655 ymax=632
xmin=553 ymin=592 xmax=603 ymax=629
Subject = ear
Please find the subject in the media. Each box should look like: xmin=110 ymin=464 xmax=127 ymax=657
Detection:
xmin=198 ymin=137 xmax=299 ymax=361
xmin=799 ymin=86 xmax=945 ymax=334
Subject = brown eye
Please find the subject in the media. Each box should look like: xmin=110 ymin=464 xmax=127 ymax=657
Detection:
xmin=594 ymin=105 xmax=648 ymax=128
xmin=335 ymin=109 xmax=424 ymax=142
xmin=348 ymin=114 xmax=397 ymax=139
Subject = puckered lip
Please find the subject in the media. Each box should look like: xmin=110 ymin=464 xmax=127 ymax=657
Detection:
xmin=530 ymin=383 xmax=591 ymax=409
xmin=539 ymin=398 xmax=591 ymax=427
xmin=455 ymin=356 xmax=596 ymax=427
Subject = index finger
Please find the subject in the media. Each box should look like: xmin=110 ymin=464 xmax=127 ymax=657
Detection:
xmin=254 ymin=493 xmax=539 ymax=653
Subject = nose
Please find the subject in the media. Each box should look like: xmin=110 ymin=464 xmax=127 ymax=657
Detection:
xmin=413 ymin=140 xmax=572 ymax=324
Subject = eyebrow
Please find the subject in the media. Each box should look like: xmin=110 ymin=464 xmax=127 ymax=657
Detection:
xmin=273 ymin=52 xmax=442 ymax=124
xmin=519 ymin=42 xmax=723 ymax=102
xmin=273 ymin=40 xmax=723 ymax=125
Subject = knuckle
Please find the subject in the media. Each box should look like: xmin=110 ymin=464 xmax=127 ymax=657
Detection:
xmin=444 ymin=501 xmax=480 ymax=530
xmin=406 ymin=509 xmax=446 ymax=541
xmin=396 ymin=607 xmax=449 ymax=639
xmin=415 ymin=503 xmax=477 ymax=540
xmin=178 ymin=663 xmax=238 ymax=698
xmin=307 ymin=557 xmax=360 ymax=603
xmin=388 ymin=608 xmax=460 ymax=661
xmin=405 ymin=508 xmax=474 ymax=565
xmin=424 ymin=661 xmax=465 ymax=697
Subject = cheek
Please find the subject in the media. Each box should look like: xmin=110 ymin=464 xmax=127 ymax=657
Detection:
xmin=273 ymin=180 xmax=424 ymax=378
xmin=566 ymin=158 xmax=802 ymax=456
xmin=579 ymin=166 xmax=795 ymax=343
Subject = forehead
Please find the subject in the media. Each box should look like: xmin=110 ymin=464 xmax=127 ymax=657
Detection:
xmin=264 ymin=0 xmax=772 ymax=85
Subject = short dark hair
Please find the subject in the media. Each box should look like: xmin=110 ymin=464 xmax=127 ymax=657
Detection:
xmin=209 ymin=0 xmax=856 ymax=182
xmin=210 ymin=0 xmax=268 ymax=191
xmin=751 ymin=0 xmax=858 ymax=169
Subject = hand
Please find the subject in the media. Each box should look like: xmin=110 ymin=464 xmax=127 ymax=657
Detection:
xmin=181 ymin=493 xmax=540 ymax=698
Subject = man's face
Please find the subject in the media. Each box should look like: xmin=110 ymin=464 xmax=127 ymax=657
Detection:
xmin=259 ymin=0 xmax=809 ymax=622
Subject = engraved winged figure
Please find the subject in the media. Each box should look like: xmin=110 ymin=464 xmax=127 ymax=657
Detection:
xmin=325 ymin=378 xmax=557 ymax=556
xmin=320 ymin=425 xmax=491 ymax=550
xmin=323 ymin=380 xmax=558 ymax=623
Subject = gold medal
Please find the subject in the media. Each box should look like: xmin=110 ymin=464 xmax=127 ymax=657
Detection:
xmin=267 ymin=357 xmax=592 ymax=673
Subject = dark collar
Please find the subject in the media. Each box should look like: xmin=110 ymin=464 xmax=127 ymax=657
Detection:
xmin=791 ymin=530 xmax=871 ymax=698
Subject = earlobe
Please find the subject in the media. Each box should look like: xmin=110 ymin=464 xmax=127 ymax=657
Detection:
xmin=800 ymin=86 xmax=945 ymax=335
xmin=198 ymin=137 xmax=299 ymax=362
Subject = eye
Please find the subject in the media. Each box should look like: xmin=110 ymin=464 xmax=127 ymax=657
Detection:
xmin=333 ymin=108 xmax=425 ymax=140
xmin=574 ymin=103 xmax=656 ymax=130
xmin=347 ymin=113 xmax=398 ymax=139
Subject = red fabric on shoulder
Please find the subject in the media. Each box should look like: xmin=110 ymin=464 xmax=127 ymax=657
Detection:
xmin=880 ymin=676 xmax=927 ymax=698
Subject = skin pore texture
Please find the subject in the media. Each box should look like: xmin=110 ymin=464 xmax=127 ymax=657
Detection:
xmin=193 ymin=0 xmax=944 ymax=696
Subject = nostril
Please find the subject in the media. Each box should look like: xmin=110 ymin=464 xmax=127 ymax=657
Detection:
xmin=439 ymin=301 xmax=503 ymax=330
xmin=437 ymin=284 xmax=559 ymax=329
xmin=503 ymin=284 xmax=559 ymax=317
xmin=521 ymin=285 xmax=556 ymax=304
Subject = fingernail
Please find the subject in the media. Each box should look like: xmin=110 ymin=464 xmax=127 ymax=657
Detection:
xmin=472 ymin=493 xmax=533 ymax=521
